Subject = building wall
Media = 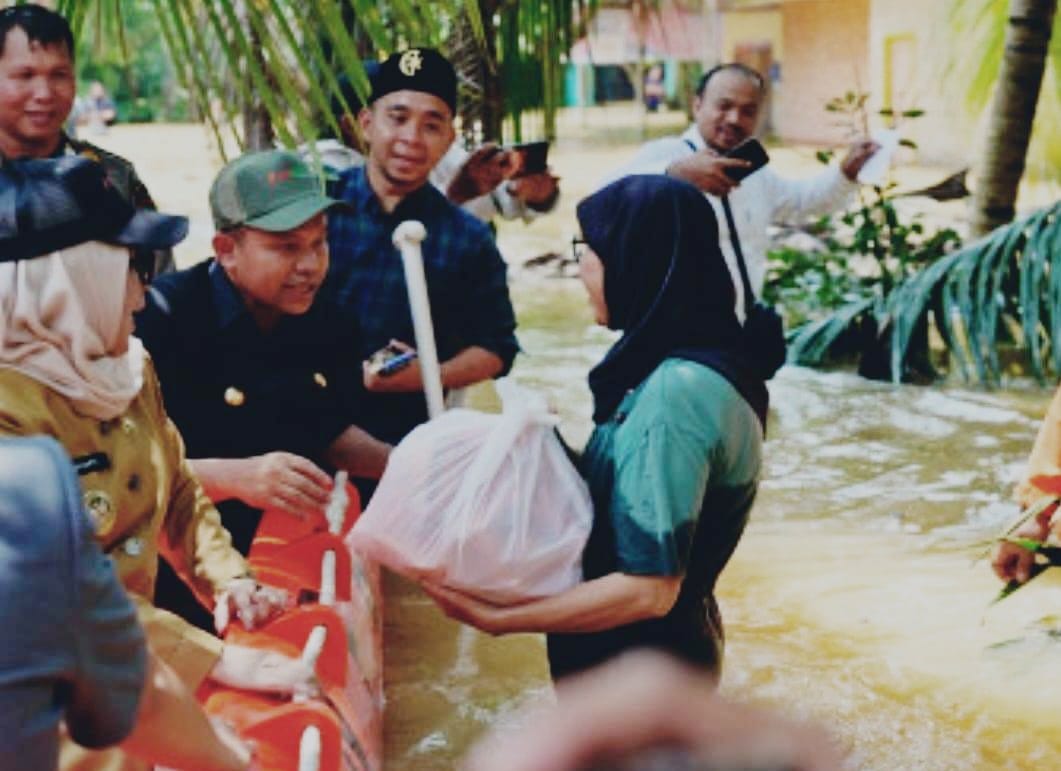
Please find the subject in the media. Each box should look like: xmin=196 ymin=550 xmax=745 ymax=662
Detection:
xmin=777 ymin=0 xmax=870 ymax=146
xmin=867 ymin=0 xmax=973 ymax=168
xmin=721 ymin=8 xmax=784 ymax=63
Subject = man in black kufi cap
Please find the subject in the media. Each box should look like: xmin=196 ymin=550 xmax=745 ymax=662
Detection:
xmin=326 ymin=48 xmax=520 ymax=459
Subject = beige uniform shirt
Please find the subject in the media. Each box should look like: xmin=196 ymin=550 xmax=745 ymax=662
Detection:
xmin=1016 ymin=384 xmax=1061 ymax=508
xmin=0 ymin=356 xmax=248 ymax=770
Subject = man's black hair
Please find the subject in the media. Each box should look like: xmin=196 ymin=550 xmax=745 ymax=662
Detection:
xmin=695 ymin=63 xmax=765 ymax=97
xmin=0 ymin=4 xmax=75 ymax=60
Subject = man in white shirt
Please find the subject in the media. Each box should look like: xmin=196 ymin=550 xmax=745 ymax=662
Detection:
xmin=606 ymin=63 xmax=878 ymax=321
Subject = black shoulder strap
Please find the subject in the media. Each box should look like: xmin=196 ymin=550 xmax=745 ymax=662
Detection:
xmin=682 ymin=137 xmax=756 ymax=308
xmin=719 ymin=197 xmax=756 ymax=310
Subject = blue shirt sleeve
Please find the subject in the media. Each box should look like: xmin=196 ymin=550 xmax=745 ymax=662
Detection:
xmin=60 ymin=447 xmax=147 ymax=748
xmin=455 ymin=227 xmax=519 ymax=374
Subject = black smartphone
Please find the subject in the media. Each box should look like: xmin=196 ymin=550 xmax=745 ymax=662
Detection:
xmin=507 ymin=140 xmax=550 ymax=178
xmin=366 ymin=344 xmax=418 ymax=376
xmin=723 ymin=138 xmax=770 ymax=182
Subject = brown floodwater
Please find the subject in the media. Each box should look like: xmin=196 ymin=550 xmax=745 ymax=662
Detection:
xmin=382 ymin=278 xmax=1061 ymax=770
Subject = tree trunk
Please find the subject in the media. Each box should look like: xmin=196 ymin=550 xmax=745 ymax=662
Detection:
xmin=969 ymin=0 xmax=1057 ymax=236
xmin=238 ymin=1 xmax=274 ymax=151
xmin=479 ymin=0 xmax=504 ymax=142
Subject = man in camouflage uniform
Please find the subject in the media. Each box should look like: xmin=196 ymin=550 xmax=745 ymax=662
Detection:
xmin=0 ymin=4 xmax=172 ymax=273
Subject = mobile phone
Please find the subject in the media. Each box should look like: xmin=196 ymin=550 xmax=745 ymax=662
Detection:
xmin=507 ymin=140 xmax=550 ymax=178
xmin=366 ymin=344 xmax=418 ymax=376
xmin=724 ymin=138 xmax=769 ymax=182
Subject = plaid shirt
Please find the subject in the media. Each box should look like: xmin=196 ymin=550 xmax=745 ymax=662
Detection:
xmin=327 ymin=166 xmax=519 ymax=442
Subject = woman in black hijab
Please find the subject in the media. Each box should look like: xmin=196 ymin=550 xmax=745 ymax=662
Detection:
xmin=425 ymin=175 xmax=766 ymax=681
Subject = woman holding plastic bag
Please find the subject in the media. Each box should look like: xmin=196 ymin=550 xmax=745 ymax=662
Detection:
xmin=424 ymin=175 xmax=768 ymax=681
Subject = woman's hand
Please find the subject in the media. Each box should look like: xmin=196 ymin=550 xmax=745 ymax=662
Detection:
xmin=210 ymin=643 xmax=318 ymax=696
xmin=214 ymin=578 xmax=290 ymax=633
xmin=421 ymin=582 xmax=512 ymax=635
xmin=991 ymin=502 xmax=1056 ymax=584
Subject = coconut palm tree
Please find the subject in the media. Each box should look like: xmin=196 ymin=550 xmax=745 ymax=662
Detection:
xmin=56 ymin=0 xmax=593 ymax=154
xmin=964 ymin=0 xmax=1059 ymax=236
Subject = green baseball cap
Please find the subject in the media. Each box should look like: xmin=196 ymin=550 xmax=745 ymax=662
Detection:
xmin=209 ymin=150 xmax=346 ymax=232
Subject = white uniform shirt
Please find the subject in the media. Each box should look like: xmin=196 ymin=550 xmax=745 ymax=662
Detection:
xmin=604 ymin=125 xmax=857 ymax=321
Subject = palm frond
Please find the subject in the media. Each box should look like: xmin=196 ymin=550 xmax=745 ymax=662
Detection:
xmin=790 ymin=204 xmax=1061 ymax=383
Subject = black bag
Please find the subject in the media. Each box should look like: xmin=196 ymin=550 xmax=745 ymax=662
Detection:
xmin=720 ymin=196 xmax=786 ymax=380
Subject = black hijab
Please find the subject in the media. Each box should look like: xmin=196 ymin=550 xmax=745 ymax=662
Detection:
xmin=577 ymin=175 xmax=768 ymax=429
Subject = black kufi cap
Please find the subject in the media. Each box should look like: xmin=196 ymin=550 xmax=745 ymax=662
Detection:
xmin=369 ymin=48 xmax=457 ymax=115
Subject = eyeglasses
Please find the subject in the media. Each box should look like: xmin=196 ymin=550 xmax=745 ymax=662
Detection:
xmin=571 ymin=237 xmax=587 ymax=263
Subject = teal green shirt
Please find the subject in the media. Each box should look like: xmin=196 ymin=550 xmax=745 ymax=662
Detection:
xmin=548 ymin=359 xmax=762 ymax=678
xmin=582 ymin=358 xmax=761 ymax=580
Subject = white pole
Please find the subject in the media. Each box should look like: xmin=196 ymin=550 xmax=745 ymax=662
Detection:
xmin=298 ymin=726 xmax=322 ymax=771
xmin=392 ymin=220 xmax=445 ymax=420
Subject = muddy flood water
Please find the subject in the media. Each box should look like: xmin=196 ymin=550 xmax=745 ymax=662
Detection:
xmin=383 ymin=279 xmax=1061 ymax=771
xmin=84 ymin=120 xmax=1061 ymax=771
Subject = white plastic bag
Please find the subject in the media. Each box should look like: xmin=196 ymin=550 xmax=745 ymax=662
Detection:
xmin=347 ymin=379 xmax=593 ymax=603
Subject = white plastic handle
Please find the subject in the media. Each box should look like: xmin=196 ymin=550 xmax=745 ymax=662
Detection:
xmin=393 ymin=220 xmax=445 ymax=419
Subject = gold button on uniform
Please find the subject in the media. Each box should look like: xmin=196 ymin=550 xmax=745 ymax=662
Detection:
xmin=83 ymin=490 xmax=116 ymax=536
xmin=314 ymin=372 xmax=328 ymax=388
xmin=123 ymin=537 xmax=144 ymax=557
xmin=224 ymin=386 xmax=245 ymax=407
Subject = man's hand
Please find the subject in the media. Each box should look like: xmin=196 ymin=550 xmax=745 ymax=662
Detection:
xmin=214 ymin=578 xmax=289 ymax=634
xmin=840 ymin=139 xmax=881 ymax=181
xmin=991 ymin=502 xmax=1056 ymax=584
xmin=666 ymin=150 xmax=750 ymax=196
xmin=363 ymin=339 xmax=425 ymax=393
xmin=446 ymin=144 xmax=512 ymax=205
xmin=508 ymin=173 xmax=560 ymax=212
xmin=232 ymin=452 xmax=332 ymax=519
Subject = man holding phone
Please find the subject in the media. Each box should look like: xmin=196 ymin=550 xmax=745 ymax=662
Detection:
xmin=327 ymin=48 xmax=519 ymax=448
xmin=605 ymin=62 xmax=878 ymax=321
xmin=311 ymin=71 xmax=559 ymax=225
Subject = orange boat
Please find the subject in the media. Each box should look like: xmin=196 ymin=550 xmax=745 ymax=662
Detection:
xmin=200 ymin=475 xmax=384 ymax=771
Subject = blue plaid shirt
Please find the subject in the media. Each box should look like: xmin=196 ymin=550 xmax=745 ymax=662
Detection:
xmin=327 ymin=166 xmax=519 ymax=443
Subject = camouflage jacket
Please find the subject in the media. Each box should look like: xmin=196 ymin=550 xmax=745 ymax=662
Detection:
xmin=66 ymin=136 xmax=176 ymax=275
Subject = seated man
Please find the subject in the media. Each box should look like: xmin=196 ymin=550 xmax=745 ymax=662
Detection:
xmin=0 ymin=436 xmax=252 ymax=771
xmin=327 ymin=48 xmax=520 ymax=447
xmin=136 ymin=149 xmax=391 ymax=629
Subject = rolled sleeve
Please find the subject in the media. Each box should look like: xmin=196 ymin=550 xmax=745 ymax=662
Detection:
xmin=458 ymin=235 xmax=520 ymax=375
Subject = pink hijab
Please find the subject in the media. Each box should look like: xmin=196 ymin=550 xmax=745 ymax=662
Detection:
xmin=0 ymin=242 xmax=144 ymax=420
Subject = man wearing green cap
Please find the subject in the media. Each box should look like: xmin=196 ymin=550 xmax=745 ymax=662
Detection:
xmin=135 ymin=149 xmax=391 ymax=630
